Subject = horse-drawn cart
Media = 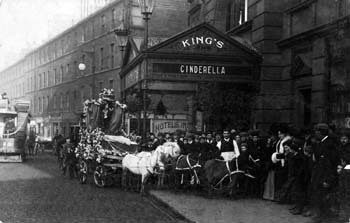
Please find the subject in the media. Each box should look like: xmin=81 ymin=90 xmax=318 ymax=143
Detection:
xmin=92 ymin=135 xmax=138 ymax=188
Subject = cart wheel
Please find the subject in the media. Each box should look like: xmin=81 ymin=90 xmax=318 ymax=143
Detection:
xmin=79 ymin=160 xmax=88 ymax=174
xmin=78 ymin=160 xmax=88 ymax=184
xmin=94 ymin=165 xmax=106 ymax=188
xmin=79 ymin=173 xmax=88 ymax=184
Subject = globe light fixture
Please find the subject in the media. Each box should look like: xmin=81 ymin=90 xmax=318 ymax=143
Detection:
xmin=138 ymin=0 xmax=156 ymax=19
xmin=78 ymin=63 xmax=86 ymax=71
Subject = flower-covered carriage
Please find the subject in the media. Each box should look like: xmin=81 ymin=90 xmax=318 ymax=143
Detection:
xmin=75 ymin=88 xmax=139 ymax=187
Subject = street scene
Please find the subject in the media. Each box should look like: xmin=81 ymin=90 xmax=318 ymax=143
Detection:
xmin=0 ymin=0 xmax=350 ymax=223
xmin=0 ymin=153 xmax=180 ymax=223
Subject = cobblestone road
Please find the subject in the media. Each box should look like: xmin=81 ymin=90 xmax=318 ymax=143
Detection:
xmin=0 ymin=153 xmax=175 ymax=223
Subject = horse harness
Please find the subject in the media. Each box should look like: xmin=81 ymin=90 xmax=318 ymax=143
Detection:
xmin=213 ymin=158 xmax=255 ymax=189
xmin=175 ymin=155 xmax=201 ymax=184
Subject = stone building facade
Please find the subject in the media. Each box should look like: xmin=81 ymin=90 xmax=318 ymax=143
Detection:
xmin=1 ymin=0 xmax=350 ymax=136
xmin=0 ymin=0 xmax=189 ymax=138
xmin=187 ymin=0 xmax=350 ymax=131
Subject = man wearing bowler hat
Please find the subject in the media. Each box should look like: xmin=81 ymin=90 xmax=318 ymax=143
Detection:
xmin=306 ymin=123 xmax=340 ymax=221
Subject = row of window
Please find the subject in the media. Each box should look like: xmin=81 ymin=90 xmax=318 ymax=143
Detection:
xmin=31 ymin=79 xmax=114 ymax=114
xmin=0 ymin=5 xmax=122 ymax=81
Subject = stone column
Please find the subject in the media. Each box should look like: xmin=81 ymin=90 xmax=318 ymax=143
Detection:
xmin=311 ymin=38 xmax=328 ymax=124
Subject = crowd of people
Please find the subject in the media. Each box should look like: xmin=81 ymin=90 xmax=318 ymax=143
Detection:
xmin=47 ymin=122 xmax=350 ymax=221
xmin=129 ymin=123 xmax=350 ymax=220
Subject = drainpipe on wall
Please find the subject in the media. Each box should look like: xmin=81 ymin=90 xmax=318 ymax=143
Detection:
xmin=325 ymin=37 xmax=332 ymax=123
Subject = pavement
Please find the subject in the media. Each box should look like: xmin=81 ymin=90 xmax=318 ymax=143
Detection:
xmin=149 ymin=190 xmax=314 ymax=223
xmin=0 ymin=152 xmax=178 ymax=223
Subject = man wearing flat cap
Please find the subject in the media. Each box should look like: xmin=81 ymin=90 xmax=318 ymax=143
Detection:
xmin=305 ymin=123 xmax=340 ymax=220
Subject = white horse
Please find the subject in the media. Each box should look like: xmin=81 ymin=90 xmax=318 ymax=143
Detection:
xmin=122 ymin=142 xmax=181 ymax=193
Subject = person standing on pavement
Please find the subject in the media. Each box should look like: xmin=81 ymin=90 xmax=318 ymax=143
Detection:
xmin=269 ymin=126 xmax=291 ymax=201
xmin=173 ymin=132 xmax=184 ymax=153
xmin=305 ymin=123 xmax=340 ymax=221
xmin=152 ymin=133 xmax=166 ymax=150
xmin=62 ymin=138 xmax=76 ymax=177
xmin=219 ymin=129 xmax=240 ymax=161
xmin=182 ymin=134 xmax=200 ymax=159
xmin=338 ymin=134 xmax=350 ymax=167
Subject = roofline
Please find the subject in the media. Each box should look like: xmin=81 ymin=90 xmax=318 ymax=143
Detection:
xmin=0 ymin=0 xmax=124 ymax=74
xmin=147 ymin=22 xmax=262 ymax=60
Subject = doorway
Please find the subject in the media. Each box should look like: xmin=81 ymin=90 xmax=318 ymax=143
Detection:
xmin=300 ymin=89 xmax=311 ymax=127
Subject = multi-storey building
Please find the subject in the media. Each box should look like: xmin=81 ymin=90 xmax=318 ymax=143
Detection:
xmin=2 ymin=0 xmax=350 ymax=136
xmin=0 ymin=0 xmax=189 ymax=138
xmin=185 ymin=0 xmax=350 ymax=131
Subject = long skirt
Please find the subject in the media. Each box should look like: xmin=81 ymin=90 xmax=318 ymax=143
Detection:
xmin=263 ymin=170 xmax=275 ymax=200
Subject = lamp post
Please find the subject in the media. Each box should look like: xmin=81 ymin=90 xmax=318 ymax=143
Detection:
xmin=115 ymin=24 xmax=129 ymax=132
xmin=138 ymin=0 xmax=156 ymax=139
xmin=114 ymin=23 xmax=129 ymax=66
xmin=78 ymin=49 xmax=96 ymax=98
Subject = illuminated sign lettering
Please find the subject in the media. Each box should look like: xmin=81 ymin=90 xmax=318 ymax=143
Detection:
xmin=181 ymin=36 xmax=224 ymax=49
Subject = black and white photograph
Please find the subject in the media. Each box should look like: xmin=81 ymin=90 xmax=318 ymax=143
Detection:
xmin=0 ymin=0 xmax=349 ymax=222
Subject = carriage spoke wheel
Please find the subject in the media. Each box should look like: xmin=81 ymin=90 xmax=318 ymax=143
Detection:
xmin=94 ymin=165 xmax=106 ymax=188
xmin=79 ymin=160 xmax=88 ymax=184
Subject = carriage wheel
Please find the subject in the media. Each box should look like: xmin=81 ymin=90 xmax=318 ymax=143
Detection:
xmin=94 ymin=165 xmax=106 ymax=188
xmin=79 ymin=173 xmax=87 ymax=184
xmin=79 ymin=160 xmax=88 ymax=184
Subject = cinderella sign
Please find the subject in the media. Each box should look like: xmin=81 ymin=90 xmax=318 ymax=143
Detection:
xmin=180 ymin=65 xmax=225 ymax=75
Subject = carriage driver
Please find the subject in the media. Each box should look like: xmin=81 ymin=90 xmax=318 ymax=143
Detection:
xmin=219 ymin=130 xmax=240 ymax=161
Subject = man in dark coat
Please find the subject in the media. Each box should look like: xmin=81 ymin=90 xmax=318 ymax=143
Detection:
xmin=339 ymin=134 xmax=350 ymax=166
xmin=182 ymin=134 xmax=201 ymax=160
xmin=307 ymin=124 xmax=340 ymax=221
xmin=198 ymin=136 xmax=216 ymax=163
xmin=151 ymin=133 xmax=166 ymax=150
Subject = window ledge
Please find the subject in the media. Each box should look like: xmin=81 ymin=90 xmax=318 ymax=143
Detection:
xmin=285 ymin=0 xmax=316 ymax=14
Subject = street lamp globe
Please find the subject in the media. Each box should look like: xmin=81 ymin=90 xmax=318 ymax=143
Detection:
xmin=138 ymin=0 xmax=156 ymax=18
xmin=114 ymin=23 xmax=129 ymax=50
xmin=78 ymin=63 xmax=86 ymax=71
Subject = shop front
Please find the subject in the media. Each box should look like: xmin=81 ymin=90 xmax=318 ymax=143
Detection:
xmin=120 ymin=23 xmax=261 ymax=135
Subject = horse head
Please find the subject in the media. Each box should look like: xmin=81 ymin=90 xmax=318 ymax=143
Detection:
xmin=159 ymin=142 xmax=181 ymax=159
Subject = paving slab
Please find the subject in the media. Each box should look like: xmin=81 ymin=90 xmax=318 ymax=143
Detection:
xmin=150 ymin=190 xmax=313 ymax=223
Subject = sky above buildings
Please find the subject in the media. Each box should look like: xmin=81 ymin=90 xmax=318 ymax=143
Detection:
xmin=0 ymin=0 xmax=82 ymax=71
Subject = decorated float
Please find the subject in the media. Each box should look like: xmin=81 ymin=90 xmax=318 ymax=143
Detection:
xmin=76 ymin=89 xmax=138 ymax=187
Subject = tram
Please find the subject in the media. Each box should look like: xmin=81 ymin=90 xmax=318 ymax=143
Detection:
xmin=0 ymin=98 xmax=30 ymax=162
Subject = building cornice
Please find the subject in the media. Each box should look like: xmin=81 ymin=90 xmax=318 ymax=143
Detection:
xmin=278 ymin=15 xmax=350 ymax=48
xmin=226 ymin=20 xmax=253 ymax=35
xmin=277 ymin=23 xmax=332 ymax=48
xmin=285 ymin=0 xmax=317 ymax=14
